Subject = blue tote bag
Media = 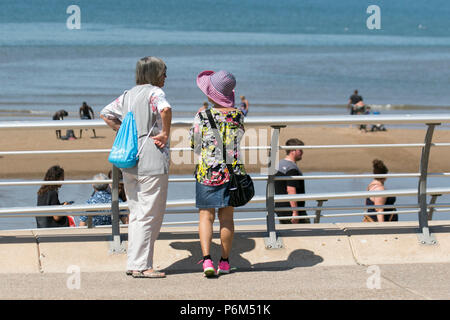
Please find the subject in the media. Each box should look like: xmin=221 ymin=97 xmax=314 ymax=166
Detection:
xmin=108 ymin=110 xmax=139 ymax=168
xmin=108 ymin=90 xmax=157 ymax=168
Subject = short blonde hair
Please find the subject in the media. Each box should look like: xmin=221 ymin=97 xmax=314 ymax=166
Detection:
xmin=135 ymin=56 xmax=166 ymax=86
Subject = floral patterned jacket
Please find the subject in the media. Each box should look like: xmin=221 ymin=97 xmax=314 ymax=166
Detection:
xmin=189 ymin=108 xmax=246 ymax=186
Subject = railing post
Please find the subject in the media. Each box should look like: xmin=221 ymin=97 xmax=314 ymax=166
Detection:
xmin=427 ymin=194 xmax=441 ymax=221
xmin=264 ymin=125 xmax=285 ymax=249
xmin=87 ymin=216 xmax=93 ymax=229
xmin=417 ymin=123 xmax=439 ymax=245
xmin=109 ymin=165 xmax=126 ymax=254
xmin=314 ymin=200 xmax=327 ymax=223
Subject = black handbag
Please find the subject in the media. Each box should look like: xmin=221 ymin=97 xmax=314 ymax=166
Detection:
xmin=205 ymin=109 xmax=254 ymax=207
xmin=227 ymin=170 xmax=255 ymax=207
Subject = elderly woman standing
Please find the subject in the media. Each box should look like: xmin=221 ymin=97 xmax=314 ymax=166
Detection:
xmin=100 ymin=56 xmax=172 ymax=278
xmin=190 ymin=70 xmax=246 ymax=277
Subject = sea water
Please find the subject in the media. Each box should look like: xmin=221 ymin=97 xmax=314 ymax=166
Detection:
xmin=1 ymin=0 xmax=450 ymax=120
xmin=1 ymin=173 xmax=449 ymax=230
xmin=1 ymin=1 xmax=450 ymax=230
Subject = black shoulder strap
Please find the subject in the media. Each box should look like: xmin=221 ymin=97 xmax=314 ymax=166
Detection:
xmin=205 ymin=109 xmax=234 ymax=176
xmin=205 ymin=109 xmax=217 ymax=130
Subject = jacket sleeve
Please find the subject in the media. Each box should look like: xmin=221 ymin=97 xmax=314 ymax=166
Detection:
xmin=100 ymin=92 xmax=126 ymax=121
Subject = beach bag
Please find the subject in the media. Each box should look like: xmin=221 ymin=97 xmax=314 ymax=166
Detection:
xmin=108 ymin=111 xmax=139 ymax=168
xmin=205 ymin=109 xmax=254 ymax=207
xmin=108 ymin=90 xmax=156 ymax=168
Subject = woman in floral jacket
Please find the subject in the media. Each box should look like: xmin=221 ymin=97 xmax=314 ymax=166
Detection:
xmin=190 ymin=70 xmax=246 ymax=277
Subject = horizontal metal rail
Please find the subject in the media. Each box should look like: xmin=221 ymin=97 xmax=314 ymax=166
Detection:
xmin=2 ymin=172 xmax=449 ymax=187
xmin=274 ymin=187 xmax=450 ymax=203
xmin=3 ymin=143 xmax=450 ymax=156
xmin=274 ymin=173 xmax=450 ymax=180
xmin=0 ymin=146 xmax=270 ymax=156
xmin=1 ymin=114 xmax=450 ymax=131
xmin=3 ymin=202 xmax=449 ymax=219
xmin=1 ymin=188 xmax=449 ymax=217
xmin=280 ymin=143 xmax=450 ymax=150
xmin=0 ymin=149 xmax=111 ymax=156
xmin=0 ymin=179 xmax=113 ymax=186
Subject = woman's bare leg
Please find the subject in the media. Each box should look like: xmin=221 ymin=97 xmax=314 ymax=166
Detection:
xmin=199 ymin=208 xmax=215 ymax=257
xmin=218 ymin=206 xmax=234 ymax=259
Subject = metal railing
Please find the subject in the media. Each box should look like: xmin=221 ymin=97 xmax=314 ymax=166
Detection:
xmin=1 ymin=114 xmax=450 ymax=251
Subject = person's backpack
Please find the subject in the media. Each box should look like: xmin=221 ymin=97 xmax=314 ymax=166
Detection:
xmin=108 ymin=90 xmax=156 ymax=168
xmin=108 ymin=110 xmax=139 ymax=168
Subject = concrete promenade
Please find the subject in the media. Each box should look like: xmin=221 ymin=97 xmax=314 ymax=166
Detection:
xmin=0 ymin=221 xmax=449 ymax=300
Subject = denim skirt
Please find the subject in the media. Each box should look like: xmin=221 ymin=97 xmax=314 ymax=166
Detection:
xmin=195 ymin=182 xmax=230 ymax=209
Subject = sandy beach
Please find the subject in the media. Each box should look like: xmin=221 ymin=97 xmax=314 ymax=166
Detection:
xmin=1 ymin=124 xmax=449 ymax=179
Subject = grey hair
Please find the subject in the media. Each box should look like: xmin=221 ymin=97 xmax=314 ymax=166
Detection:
xmin=92 ymin=173 xmax=108 ymax=191
xmin=135 ymin=56 xmax=166 ymax=86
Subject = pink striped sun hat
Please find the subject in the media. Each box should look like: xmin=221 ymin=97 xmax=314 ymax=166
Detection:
xmin=196 ymin=70 xmax=236 ymax=108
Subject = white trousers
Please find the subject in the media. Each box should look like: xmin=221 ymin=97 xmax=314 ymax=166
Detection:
xmin=123 ymin=172 xmax=169 ymax=271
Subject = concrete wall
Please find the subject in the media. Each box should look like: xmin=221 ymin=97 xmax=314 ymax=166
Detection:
xmin=0 ymin=221 xmax=449 ymax=274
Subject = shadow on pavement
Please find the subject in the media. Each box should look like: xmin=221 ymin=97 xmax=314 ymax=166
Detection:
xmin=164 ymin=235 xmax=323 ymax=275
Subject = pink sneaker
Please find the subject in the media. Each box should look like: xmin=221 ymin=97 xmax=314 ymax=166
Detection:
xmin=217 ymin=260 xmax=231 ymax=275
xmin=201 ymin=259 xmax=216 ymax=277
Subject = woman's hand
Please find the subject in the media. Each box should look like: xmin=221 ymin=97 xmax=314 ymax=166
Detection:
xmin=152 ymin=133 xmax=168 ymax=149
xmin=100 ymin=114 xmax=121 ymax=131
xmin=152 ymin=107 xmax=172 ymax=149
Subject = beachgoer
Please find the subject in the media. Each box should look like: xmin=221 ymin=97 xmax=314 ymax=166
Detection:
xmin=79 ymin=102 xmax=97 ymax=138
xmin=100 ymin=56 xmax=171 ymax=279
xmin=79 ymin=102 xmax=94 ymax=120
xmin=60 ymin=129 xmax=77 ymax=140
xmin=197 ymin=101 xmax=209 ymax=113
xmin=190 ymin=70 xmax=246 ymax=277
xmin=239 ymin=95 xmax=249 ymax=116
xmin=364 ymin=159 xmax=398 ymax=222
xmin=52 ymin=110 xmax=68 ymax=139
xmin=348 ymin=90 xmax=363 ymax=115
xmin=79 ymin=173 xmax=128 ymax=227
xmin=108 ymin=169 xmax=127 ymax=203
xmin=354 ymin=100 xmax=368 ymax=132
xmin=36 ymin=165 xmax=72 ymax=228
xmin=274 ymin=138 xmax=309 ymax=224
xmin=370 ymin=110 xmax=387 ymax=132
